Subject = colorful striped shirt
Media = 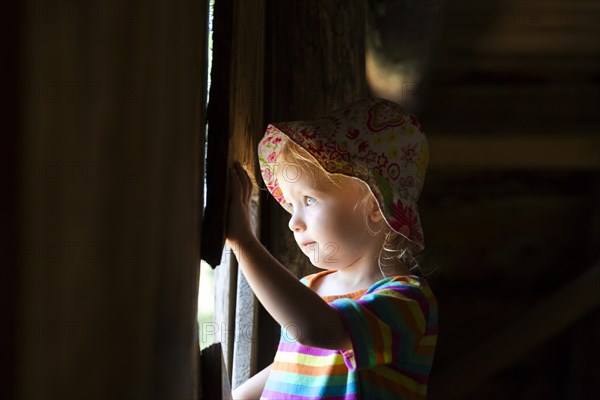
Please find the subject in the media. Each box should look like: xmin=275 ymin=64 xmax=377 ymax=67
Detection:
xmin=260 ymin=269 xmax=438 ymax=400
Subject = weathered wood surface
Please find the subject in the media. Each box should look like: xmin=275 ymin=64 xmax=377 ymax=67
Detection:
xmin=266 ymin=0 xmax=369 ymax=122
xmin=3 ymin=2 xmax=20 ymax=399
xmin=200 ymin=342 xmax=232 ymax=400
xmin=208 ymin=0 xmax=266 ymax=388
xmin=202 ymin=0 xmax=234 ymax=269
xmin=16 ymin=0 xmax=207 ymax=398
xmin=214 ymin=253 xmax=238 ymax=383
xmin=231 ymin=0 xmax=265 ymax=388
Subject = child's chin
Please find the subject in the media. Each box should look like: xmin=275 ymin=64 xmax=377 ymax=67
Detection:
xmin=311 ymin=262 xmax=340 ymax=271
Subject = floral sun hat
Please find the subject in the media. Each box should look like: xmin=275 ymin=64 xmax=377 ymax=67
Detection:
xmin=257 ymin=98 xmax=429 ymax=253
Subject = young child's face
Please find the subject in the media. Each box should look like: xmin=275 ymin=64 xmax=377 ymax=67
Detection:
xmin=276 ymin=164 xmax=382 ymax=270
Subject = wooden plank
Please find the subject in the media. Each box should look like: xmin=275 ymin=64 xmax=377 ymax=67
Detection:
xmin=201 ymin=0 xmax=234 ymax=269
xmin=200 ymin=343 xmax=232 ymax=400
xmin=214 ymin=254 xmax=238 ymax=383
xmin=229 ymin=0 xmax=265 ymax=390
xmin=231 ymin=193 xmax=261 ymax=389
xmin=17 ymin=0 xmax=208 ymax=398
xmin=210 ymin=0 xmax=265 ymax=389
xmin=427 ymin=135 xmax=600 ymax=170
xmin=2 ymin=2 xmax=20 ymax=399
xmin=232 ymin=271 xmax=259 ymax=390
xmin=206 ymin=0 xmax=236 ymax=386
xmin=266 ymin=0 xmax=369 ymax=123
xmin=429 ymin=261 xmax=600 ymax=400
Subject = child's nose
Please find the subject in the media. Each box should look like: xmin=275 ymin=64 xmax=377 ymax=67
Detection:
xmin=288 ymin=211 xmax=306 ymax=232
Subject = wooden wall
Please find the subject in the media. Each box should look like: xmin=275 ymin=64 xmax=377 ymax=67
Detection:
xmin=11 ymin=1 xmax=208 ymax=398
xmin=203 ymin=0 xmax=266 ymax=391
xmin=204 ymin=0 xmax=370 ymax=389
xmin=409 ymin=1 xmax=600 ymax=398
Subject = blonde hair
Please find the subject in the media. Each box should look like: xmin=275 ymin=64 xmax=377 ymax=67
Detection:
xmin=274 ymin=138 xmax=429 ymax=278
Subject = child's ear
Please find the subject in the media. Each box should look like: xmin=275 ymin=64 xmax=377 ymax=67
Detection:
xmin=368 ymin=198 xmax=384 ymax=223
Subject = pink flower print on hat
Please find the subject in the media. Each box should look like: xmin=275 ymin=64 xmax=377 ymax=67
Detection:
xmin=389 ymin=199 xmax=424 ymax=250
xmin=258 ymin=98 xmax=429 ymax=253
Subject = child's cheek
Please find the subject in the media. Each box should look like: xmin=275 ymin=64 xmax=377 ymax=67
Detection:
xmin=331 ymin=209 xmax=363 ymax=247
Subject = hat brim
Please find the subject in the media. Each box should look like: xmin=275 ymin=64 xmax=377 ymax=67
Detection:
xmin=258 ymin=121 xmax=425 ymax=254
xmin=258 ymin=98 xmax=427 ymax=254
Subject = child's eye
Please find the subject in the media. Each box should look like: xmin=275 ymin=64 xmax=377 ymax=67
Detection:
xmin=287 ymin=196 xmax=316 ymax=210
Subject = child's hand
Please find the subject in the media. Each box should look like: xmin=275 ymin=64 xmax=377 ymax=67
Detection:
xmin=225 ymin=161 xmax=255 ymax=248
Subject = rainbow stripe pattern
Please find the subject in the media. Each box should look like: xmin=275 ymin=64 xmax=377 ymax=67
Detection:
xmin=260 ymin=270 xmax=438 ymax=400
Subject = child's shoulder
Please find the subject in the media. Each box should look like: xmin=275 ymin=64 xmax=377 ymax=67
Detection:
xmin=300 ymin=269 xmax=334 ymax=287
xmin=365 ymin=274 xmax=434 ymax=298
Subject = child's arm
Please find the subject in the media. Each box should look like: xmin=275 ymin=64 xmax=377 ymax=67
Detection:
xmin=226 ymin=162 xmax=351 ymax=350
xmin=232 ymin=362 xmax=272 ymax=400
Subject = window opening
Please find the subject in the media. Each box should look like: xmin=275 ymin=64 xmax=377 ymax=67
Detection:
xmin=199 ymin=0 xmax=216 ymax=351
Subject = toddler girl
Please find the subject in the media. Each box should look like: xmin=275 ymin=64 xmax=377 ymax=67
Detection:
xmin=226 ymin=98 xmax=438 ymax=400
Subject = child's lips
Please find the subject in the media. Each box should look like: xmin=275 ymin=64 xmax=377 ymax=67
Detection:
xmin=301 ymin=241 xmax=316 ymax=247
